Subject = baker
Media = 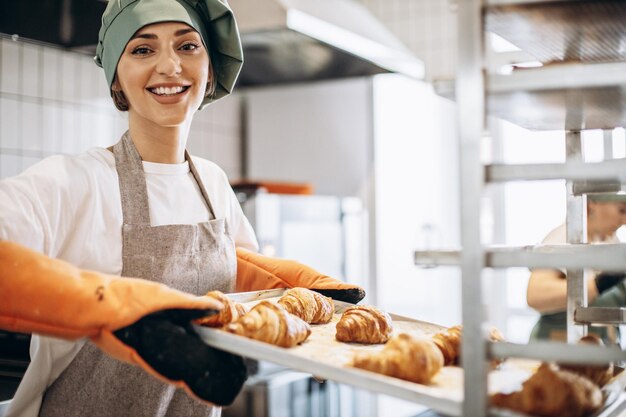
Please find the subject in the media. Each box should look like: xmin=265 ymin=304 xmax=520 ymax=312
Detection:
xmin=527 ymin=194 xmax=626 ymax=343
xmin=0 ymin=1 xmax=363 ymax=416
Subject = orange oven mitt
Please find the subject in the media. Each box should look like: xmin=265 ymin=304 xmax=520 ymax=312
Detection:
xmin=0 ymin=241 xmax=246 ymax=406
xmin=236 ymin=247 xmax=366 ymax=304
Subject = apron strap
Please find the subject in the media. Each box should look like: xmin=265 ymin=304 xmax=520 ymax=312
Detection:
xmin=113 ymin=132 xmax=152 ymax=225
xmin=186 ymin=150 xmax=217 ymax=220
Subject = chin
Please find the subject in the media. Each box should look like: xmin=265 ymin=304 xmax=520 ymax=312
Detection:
xmin=131 ymin=104 xmax=198 ymax=128
xmin=158 ymin=116 xmax=189 ymax=127
xmin=150 ymin=109 xmax=195 ymax=127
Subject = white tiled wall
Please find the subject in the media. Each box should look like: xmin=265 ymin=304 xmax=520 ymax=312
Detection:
xmin=358 ymin=0 xmax=457 ymax=81
xmin=0 ymin=36 xmax=243 ymax=181
xmin=187 ymin=94 xmax=242 ymax=179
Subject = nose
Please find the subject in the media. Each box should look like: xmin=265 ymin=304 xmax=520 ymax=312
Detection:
xmin=156 ymin=48 xmax=181 ymax=76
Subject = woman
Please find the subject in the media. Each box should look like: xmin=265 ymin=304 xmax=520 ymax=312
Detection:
xmin=2 ymin=1 xmax=252 ymax=416
xmin=0 ymin=0 xmax=362 ymax=416
xmin=526 ymin=196 xmax=626 ymax=343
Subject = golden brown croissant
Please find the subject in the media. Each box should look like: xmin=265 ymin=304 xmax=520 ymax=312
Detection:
xmin=432 ymin=325 xmax=462 ymax=365
xmin=335 ymin=305 xmax=393 ymax=344
xmin=234 ymin=302 xmax=247 ymax=319
xmin=558 ymin=334 xmax=614 ymax=387
xmin=277 ymin=287 xmax=334 ymax=324
xmin=195 ymin=290 xmax=248 ymax=327
xmin=225 ymin=301 xmax=311 ymax=347
xmin=432 ymin=325 xmax=504 ymax=366
xmin=351 ymin=333 xmax=444 ymax=384
xmin=490 ymin=362 xmax=603 ymax=417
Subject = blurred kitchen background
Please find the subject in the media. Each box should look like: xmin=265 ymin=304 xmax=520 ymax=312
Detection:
xmin=0 ymin=0 xmax=624 ymax=416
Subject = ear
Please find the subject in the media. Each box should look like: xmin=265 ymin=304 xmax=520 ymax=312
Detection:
xmin=111 ymin=78 xmax=122 ymax=92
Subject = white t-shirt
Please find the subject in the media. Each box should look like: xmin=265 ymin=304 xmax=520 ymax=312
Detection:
xmin=542 ymin=223 xmax=619 ymax=246
xmin=0 ymin=147 xmax=258 ymax=417
xmin=541 ymin=223 xmax=619 ymax=277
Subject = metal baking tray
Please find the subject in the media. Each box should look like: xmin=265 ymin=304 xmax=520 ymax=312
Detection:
xmin=194 ymin=289 xmax=577 ymax=417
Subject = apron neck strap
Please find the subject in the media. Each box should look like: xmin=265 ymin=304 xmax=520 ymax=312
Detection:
xmin=185 ymin=150 xmax=217 ymax=220
xmin=113 ymin=132 xmax=151 ymax=225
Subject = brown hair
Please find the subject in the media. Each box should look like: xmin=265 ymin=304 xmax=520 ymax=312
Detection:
xmin=111 ymin=59 xmax=216 ymax=111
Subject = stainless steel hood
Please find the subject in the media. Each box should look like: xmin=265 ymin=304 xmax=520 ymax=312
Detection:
xmin=230 ymin=0 xmax=425 ymax=86
xmin=0 ymin=0 xmax=424 ymax=86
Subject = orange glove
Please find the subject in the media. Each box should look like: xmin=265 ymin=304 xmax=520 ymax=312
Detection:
xmin=236 ymin=247 xmax=365 ymax=304
xmin=0 ymin=241 xmax=246 ymax=406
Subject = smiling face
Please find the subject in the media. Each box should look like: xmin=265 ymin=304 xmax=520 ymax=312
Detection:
xmin=113 ymin=22 xmax=210 ymax=128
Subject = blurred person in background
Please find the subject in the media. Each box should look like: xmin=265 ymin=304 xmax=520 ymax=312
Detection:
xmin=527 ymin=195 xmax=626 ymax=343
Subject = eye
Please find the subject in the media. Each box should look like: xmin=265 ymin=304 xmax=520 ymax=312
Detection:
xmin=131 ymin=46 xmax=153 ymax=55
xmin=180 ymin=42 xmax=201 ymax=52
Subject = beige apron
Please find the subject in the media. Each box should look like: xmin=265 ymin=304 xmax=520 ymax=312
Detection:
xmin=39 ymin=132 xmax=237 ymax=417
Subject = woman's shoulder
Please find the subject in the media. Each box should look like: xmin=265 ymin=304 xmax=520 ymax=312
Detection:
xmin=12 ymin=148 xmax=116 ymax=196
xmin=21 ymin=147 xmax=114 ymax=177
xmin=188 ymin=154 xmax=229 ymax=182
xmin=541 ymin=223 xmax=566 ymax=245
xmin=70 ymin=147 xmax=116 ymax=174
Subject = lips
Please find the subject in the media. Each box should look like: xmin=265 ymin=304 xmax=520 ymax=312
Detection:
xmin=147 ymin=85 xmax=190 ymax=96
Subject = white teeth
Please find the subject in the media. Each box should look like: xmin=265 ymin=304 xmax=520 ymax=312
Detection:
xmin=151 ymin=86 xmax=185 ymax=96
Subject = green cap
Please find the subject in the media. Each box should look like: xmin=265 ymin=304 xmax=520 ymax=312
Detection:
xmin=94 ymin=0 xmax=243 ymax=109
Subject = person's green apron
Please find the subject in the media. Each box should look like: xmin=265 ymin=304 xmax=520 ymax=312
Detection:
xmin=530 ymin=282 xmax=626 ymax=344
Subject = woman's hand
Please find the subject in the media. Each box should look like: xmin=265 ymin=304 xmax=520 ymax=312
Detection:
xmin=114 ymin=309 xmax=247 ymax=406
xmin=527 ymin=268 xmax=600 ymax=313
xmin=0 ymin=241 xmax=246 ymax=406
xmin=236 ymin=248 xmax=366 ymax=304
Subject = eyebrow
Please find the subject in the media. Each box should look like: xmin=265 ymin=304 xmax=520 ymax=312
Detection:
xmin=131 ymin=28 xmax=197 ymax=40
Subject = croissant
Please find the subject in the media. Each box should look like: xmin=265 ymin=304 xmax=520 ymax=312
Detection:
xmin=234 ymin=302 xmax=247 ymax=319
xmin=432 ymin=325 xmax=462 ymax=365
xmin=277 ymin=287 xmax=334 ymax=324
xmin=195 ymin=290 xmax=248 ymax=327
xmin=225 ymin=301 xmax=311 ymax=347
xmin=491 ymin=362 xmax=602 ymax=417
xmin=351 ymin=333 xmax=443 ymax=384
xmin=335 ymin=305 xmax=393 ymax=344
xmin=558 ymin=334 xmax=614 ymax=387
xmin=432 ymin=325 xmax=504 ymax=366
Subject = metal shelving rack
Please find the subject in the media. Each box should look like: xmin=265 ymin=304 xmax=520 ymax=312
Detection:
xmin=415 ymin=0 xmax=626 ymax=415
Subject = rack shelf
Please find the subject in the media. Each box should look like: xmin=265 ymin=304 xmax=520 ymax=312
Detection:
xmin=487 ymin=159 xmax=626 ymax=183
xmin=485 ymin=0 xmax=626 ymax=64
xmin=490 ymin=341 xmax=626 ymax=364
xmin=575 ymin=307 xmax=626 ymax=325
xmin=435 ymin=61 xmax=626 ymax=130
xmin=437 ymin=0 xmax=626 ymax=414
xmin=489 ymin=62 xmax=626 ymax=130
xmin=415 ymin=244 xmax=626 ymax=270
